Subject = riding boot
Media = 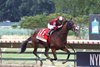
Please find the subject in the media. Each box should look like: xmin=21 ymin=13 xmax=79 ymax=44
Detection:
xmin=48 ymin=29 xmax=54 ymax=36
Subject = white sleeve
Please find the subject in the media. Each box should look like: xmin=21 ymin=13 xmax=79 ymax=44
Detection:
xmin=48 ymin=23 xmax=55 ymax=29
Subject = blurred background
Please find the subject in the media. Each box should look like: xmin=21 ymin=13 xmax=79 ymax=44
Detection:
xmin=1 ymin=0 xmax=98 ymax=40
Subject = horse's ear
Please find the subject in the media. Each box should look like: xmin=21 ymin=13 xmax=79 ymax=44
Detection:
xmin=70 ymin=18 xmax=72 ymax=21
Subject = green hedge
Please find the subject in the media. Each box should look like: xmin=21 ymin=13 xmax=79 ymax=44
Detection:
xmin=20 ymin=13 xmax=89 ymax=29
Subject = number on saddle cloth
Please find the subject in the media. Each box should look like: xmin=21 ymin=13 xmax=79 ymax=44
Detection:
xmin=36 ymin=28 xmax=49 ymax=42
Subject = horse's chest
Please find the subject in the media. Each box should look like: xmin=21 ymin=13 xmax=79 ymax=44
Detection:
xmin=50 ymin=35 xmax=66 ymax=49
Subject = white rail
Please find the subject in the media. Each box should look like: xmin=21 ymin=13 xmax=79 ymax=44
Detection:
xmin=0 ymin=39 xmax=100 ymax=45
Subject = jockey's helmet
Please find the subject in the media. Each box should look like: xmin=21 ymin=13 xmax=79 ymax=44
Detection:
xmin=57 ymin=16 xmax=64 ymax=22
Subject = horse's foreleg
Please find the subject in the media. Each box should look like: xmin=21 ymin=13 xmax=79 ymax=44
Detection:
xmin=44 ymin=47 xmax=55 ymax=65
xmin=62 ymin=46 xmax=70 ymax=64
xmin=51 ymin=48 xmax=57 ymax=61
xmin=49 ymin=48 xmax=57 ymax=65
xmin=44 ymin=47 xmax=50 ymax=59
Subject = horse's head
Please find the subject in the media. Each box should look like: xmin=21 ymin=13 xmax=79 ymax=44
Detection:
xmin=66 ymin=19 xmax=79 ymax=35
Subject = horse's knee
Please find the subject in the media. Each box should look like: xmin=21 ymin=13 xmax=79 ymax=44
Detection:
xmin=33 ymin=50 xmax=36 ymax=54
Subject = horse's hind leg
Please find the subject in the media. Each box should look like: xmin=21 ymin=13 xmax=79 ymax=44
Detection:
xmin=32 ymin=42 xmax=43 ymax=66
xmin=62 ymin=46 xmax=70 ymax=64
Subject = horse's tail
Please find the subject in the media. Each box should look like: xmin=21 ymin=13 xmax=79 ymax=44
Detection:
xmin=20 ymin=36 xmax=31 ymax=53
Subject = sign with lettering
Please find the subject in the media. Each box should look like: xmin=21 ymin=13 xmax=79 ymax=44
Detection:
xmin=91 ymin=18 xmax=99 ymax=34
xmin=89 ymin=14 xmax=100 ymax=40
xmin=77 ymin=52 xmax=100 ymax=67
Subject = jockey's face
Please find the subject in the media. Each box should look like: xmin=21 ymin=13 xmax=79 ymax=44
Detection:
xmin=60 ymin=19 xmax=64 ymax=23
xmin=58 ymin=20 xmax=63 ymax=24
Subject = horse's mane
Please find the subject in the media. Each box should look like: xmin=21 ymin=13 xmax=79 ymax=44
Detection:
xmin=56 ymin=20 xmax=68 ymax=31
xmin=62 ymin=20 xmax=67 ymax=26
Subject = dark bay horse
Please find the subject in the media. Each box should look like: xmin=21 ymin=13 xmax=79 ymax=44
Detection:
xmin=20 ymin=19 xmax=78 ymax=66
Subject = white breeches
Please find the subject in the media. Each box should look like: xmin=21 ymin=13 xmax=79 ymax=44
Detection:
xmin=47 ymin=23 xmax=62 ymax=29
xmin=47 ymin=23 xmax=55 ymax=29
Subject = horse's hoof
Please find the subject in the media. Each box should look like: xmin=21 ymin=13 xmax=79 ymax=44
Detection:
xmin=50 ymin=59 xmax=53 ymax=61
xmin=62 ymin=61 xmax=66 ymax=64
xmin=40 ymin=63 xmax=43 ymax=66
xmin=50 ymin=58 xmax=57 ymax=61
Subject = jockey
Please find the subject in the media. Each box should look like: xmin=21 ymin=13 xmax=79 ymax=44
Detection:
xmin=47 ymin=16 xmax=64 ymax=35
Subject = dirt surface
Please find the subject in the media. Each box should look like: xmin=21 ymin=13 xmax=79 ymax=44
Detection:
xmin=0 ymin=64 xmax=62 ymax=67
xmin=0 ymin=60 xmax=74 ymax=67
xmin=0 ymin=63 xmax=73 ymax=67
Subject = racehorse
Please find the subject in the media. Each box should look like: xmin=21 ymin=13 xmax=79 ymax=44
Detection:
xmin=20 ymin=19 xmax=78 ymax=66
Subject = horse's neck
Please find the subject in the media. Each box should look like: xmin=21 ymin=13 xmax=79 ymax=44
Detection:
xmin=58 ymin=23 xmax=69 ymax=40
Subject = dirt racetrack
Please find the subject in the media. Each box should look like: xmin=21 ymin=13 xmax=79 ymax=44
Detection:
xmin=0 ymin=60 xmax=74 ymax=67
xmin=0 ymin=63 xmax=70 ymax=67
xmin=0 ymin=63 xmax=42 ymax=67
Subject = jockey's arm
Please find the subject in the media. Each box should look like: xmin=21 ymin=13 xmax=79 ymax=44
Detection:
xmin=57 ymin=25 xmax=62 ymax=28
xmin=54 ymin=25 xmax=62 ymax=29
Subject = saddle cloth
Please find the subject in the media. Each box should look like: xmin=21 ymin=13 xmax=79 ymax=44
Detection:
xmin=36 ymin=28 xmax=49 ymax=42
